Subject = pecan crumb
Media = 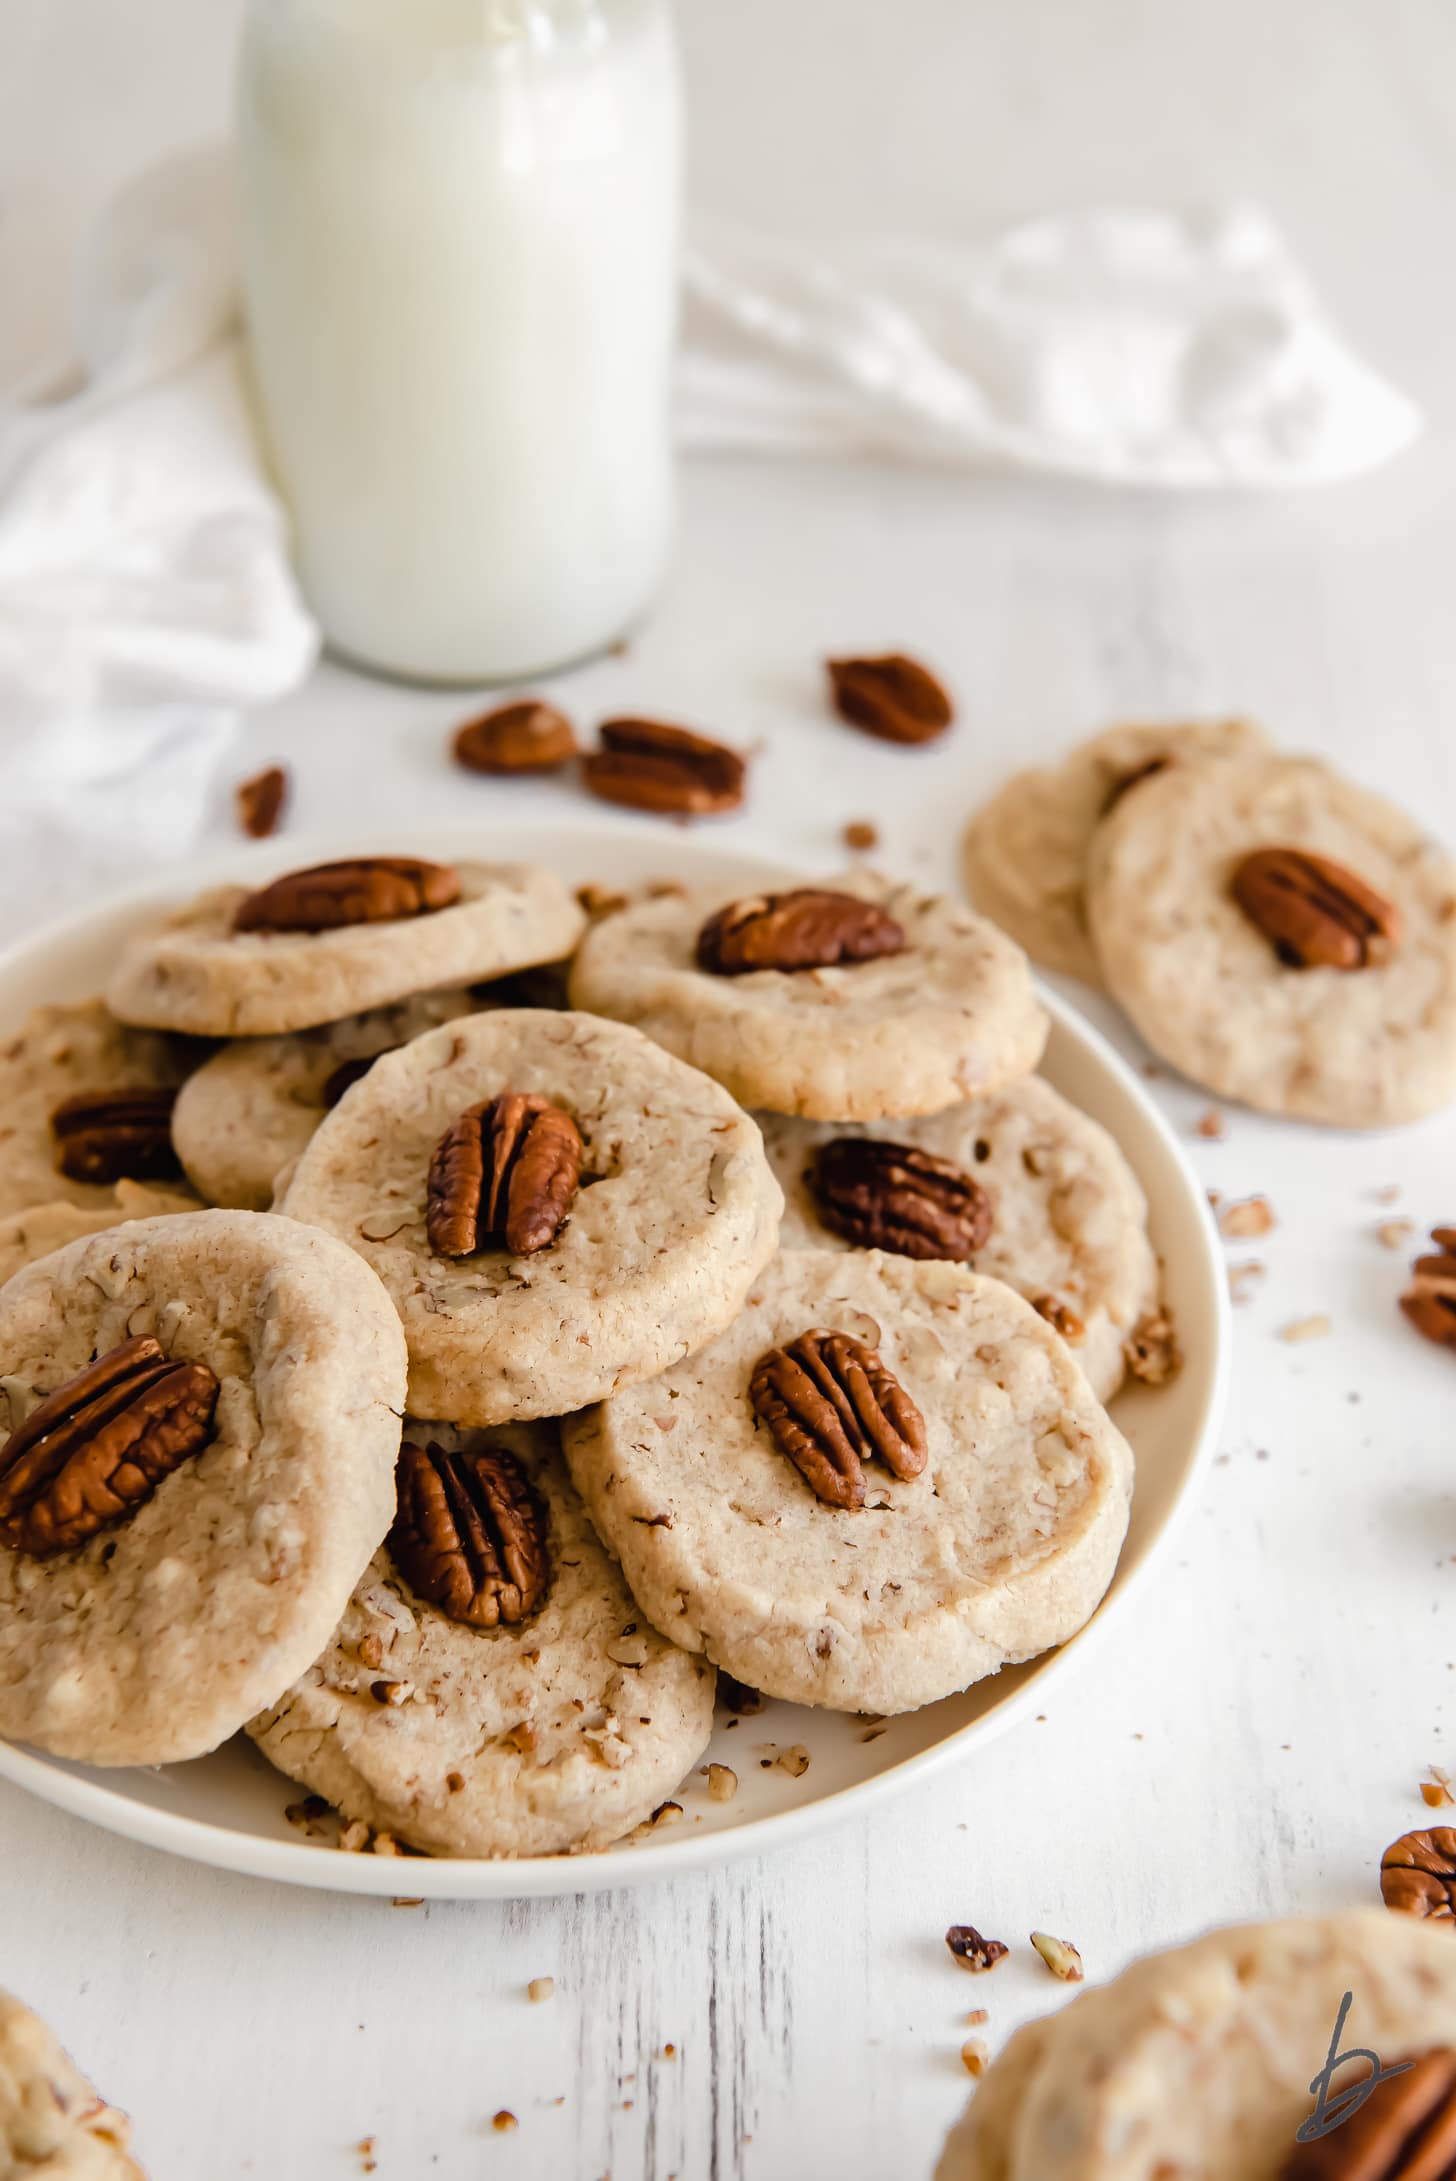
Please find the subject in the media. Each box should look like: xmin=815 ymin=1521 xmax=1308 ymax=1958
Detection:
xmin=527 ymin=1977 xmax=555 ymax=2004
xmin=1218 ymin=1195 xmax=1276 ymax=1239
xmin=775 ymin=1744 xmax=811 ymax=1778
xmin=1123 ymin=1310 xmax=1181 ymax=1386
xmin=1033 ymin=1294 xmax=1085 ymax=1344
xmin=1195 ymin=1109 xmax=1226 ymax=1140
xmin=492 ymin=2111 xmax=518 ymax=2134
xmin=842 ymin=820 xmax=880 ymax=852
xmin=340 ymin=1821 xmax=371 ymax=1853
xmin=960 ymin=2038 xmax=990 ymax=2078
xmin=1377 ymin=1217 xmax=1416 ymax=1250
xmin=964 ymin=2009 xmax=988 ymax=2028
xmin=705 ymin=1763 xmax=738 ymax=1804
xmin=661 ymin=2044 xmax=677 ymax=2060
xmin=1030 ymin=1931 xmax=1084 ymax=1981
xmin=1228 ymin=1262 xmax=1266 ymax=1306
xmin=371 ymin=1833 xmax=401 ymax=1857
xmin=1279 ymin=1314 xmax=1332 ymax=1344
xmin=946 ymin=1927 xmax=1008 ymax=1974
xmin=1424 ymin=1781 xmax=1455 ymax=1810
xmin=391 ymin=1897 xmax=424 ymax=1909
xmin=236 ymin=764 xmax=289 ymax=839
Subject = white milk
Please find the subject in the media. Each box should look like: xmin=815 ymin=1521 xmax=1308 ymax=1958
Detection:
xmin=235 ymin=0 xmax=680 ymax=683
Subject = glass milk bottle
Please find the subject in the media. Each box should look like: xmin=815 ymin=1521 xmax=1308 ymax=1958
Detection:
xmin=235 ymin=0 xmax=680 ymax=684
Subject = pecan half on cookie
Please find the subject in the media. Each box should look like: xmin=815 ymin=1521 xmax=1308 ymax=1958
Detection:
xmin=806 ymin=1138 xmax=992 ymax=1261
xmin=234 ymin=857 xmax=462 ymax=935
xmin=582 ymin=718 xmax=746 ymax=817
xmin=49 ymin=1087 xmax=181 ymax=1186
xmin=0 ymin=1334 xmax=218 ymax=1557
xmin=1231 ymin=846 xmax=1402 ymax=969
xmin=427 ymin=1094 xmax=582 ymax=1258
xmin=1281 ymin=2046 xmax=1456 ymax=2181
xmin=826 ymin=654 xmax=954 ymax=746
xmin=749 ymin=1328 xmax=927 ymax=1510
xmin=389 ymin=1439 xmax=550 ymax=1627
xmin=697 ymin=889 xmax=906 ymax=975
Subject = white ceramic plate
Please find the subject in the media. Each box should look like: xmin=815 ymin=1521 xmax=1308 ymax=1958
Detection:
xmin=0 ymin=823 xmax=1229 ymax=1897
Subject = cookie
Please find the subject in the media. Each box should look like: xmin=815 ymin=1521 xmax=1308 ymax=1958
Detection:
xmin=962 ymin=718 xmax=1269 ymax=983
xmin=1086 ymin=752 xmax=1456 ymax=1126
xmin=0 ymin=1989 xmax=142 ymax=2178
xmin=0 ymin=999 xmax=201 ymax=1219
xmin=562 ymin=1248 xmax=1133 ymax=1714
xmin=172 ymin=989 xmax=486 ymax=1210
xmin=249 ymin=1420 xmax=715 ymax=1857
xmin=0 ymin=1183 xmax=199 ymax=1290
xmin=568 ymin=872 xmax=1048 ymax=1119
xmin=106 ymin=858 xmax=586 ymax=1037
xmin=935 ymin=1908 xmax=1456 ymax=2181
xmin=278 ymin=1009 xmax=782 ymax=1426
xmin=757 ymin=1077 xmax=1159 ymax=1402
xmin=0 ymin=1210 xmax=406 ymax=1765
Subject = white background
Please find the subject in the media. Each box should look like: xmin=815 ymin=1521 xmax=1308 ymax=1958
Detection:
xmin=3 ymin=4 xmax=1456 ymax=2177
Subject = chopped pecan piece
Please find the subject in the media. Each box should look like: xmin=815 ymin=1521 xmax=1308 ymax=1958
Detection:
xmin=1232 ymin=847 xmax=1402 ymax=970
xmin=234 ymin=857 xmax=461 ymax=935
xmin=945 ymin=1926 xmax=1008 ymax=1973
xmin=321 ymin=1054 xmax=385 ymax=1109
xmin=697 ymin=889 xmax=906 ymax=975
xmin=390 ymin=1440 xmax=550 ymax=1626
xmin=0 ymin=1334 xmax=218 ymax=1557
xmin=1030 ymin=1931 xmax=1084 ymax=1982
xmin=749 ymin=1328 xmax=927 ymax=1510
xmin=582 ymin=718 xmax=746 ymax=817
xmin=236 ymin=764 xmax=289 ymax=839
xmin=1401 ymin=1227 xmax=1456 ymax=1351
xmin=453 ymin=700 xmax=578 ymax=776
xmin=826 ymin=654 xmax=954 ymax=746
xmin=806 ymin=1138 xmax=992 ymax=1260
xmin=1033 ymin=1294 xmax=1086 ymax=1344
xmin=1123 ymin=1308 xmax=1181 ymax=1386
xmin=426 ymin=1094 xmax=582 ymax=1258
xmin=49 ymin=1088 xmax=181 ymax=1186
xmin=1282 ymin=2047 xmax=1456 ymax=2180
xmin=1382 ymin=1827 xmax=1456 ymax=1920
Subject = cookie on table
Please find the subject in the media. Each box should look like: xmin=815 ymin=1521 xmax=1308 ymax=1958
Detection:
xmin=935 ymin=1908 xmax=1456 ymax=2181
xmin=0 ymin=1183 xmax=199 ymax=1290
xmin=563 ymin=1248 xmax=1133 ymax=1715
xmin=1086 ymin=752 xmax=1456 ymax=1126
xmin=106 ymin=856 xmax=586 ymax=1037
xmin=279 ymin=1009 xmax=783 ymax=1426
xmin=249 ymin=1420 xmax=715 ymax=1858
xmin=962 ymin=717 xmax=1269 ymax=984
xmin=757 ymin=1077 xmax=1160 ymax=1403
xmin=0 ymin=1988 xmax=142 ymax=2178
xmin=567 ymin=872 xmax=1047 ymax=1120
xmin=0 ymin=1210 xmax=406 ymax=1766
xmin=0 ymin=998 xmax=202 ymax=1219
xmin=172 ymin=988 xmax=487 ymax=1211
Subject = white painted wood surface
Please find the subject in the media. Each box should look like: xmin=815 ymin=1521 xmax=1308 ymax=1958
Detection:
xmin=2 ymin=4 xmax=1456 ymax=2175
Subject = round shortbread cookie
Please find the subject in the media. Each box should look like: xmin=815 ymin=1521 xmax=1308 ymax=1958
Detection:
xmin=936 ymin=1907 xmax=1456 ymax=2181
xmin=1086 ymin=752 xmax=1456 ymax=1127
xmin=0 ymin=1988 xmax=142 ymax=2179
xmin=562 ymin=1249 xmax=1133 ymax=1715
xmin=279 ymin=1009 xmax=783 ymax=1426
xmin=0 ymin=999 xmax=202 ymax=1219
xmin=106 ymin=861 xmax=586 ymax=1037
xmin=568 ymin=872 xmax=1048 ymax=1120
xmin=0 ymin=1184 xmax=200 ymax=1291
xmin=0 ymin=1211 xmax=407 ymax=1765
xmin=962 ymin=718 xmax=1269 ymax=984
xmin=248 ymin=1420 xmax=716 ymax=1858
xmin=757 ymin=1078 xmax=1159 ymax=1402
xmin=172 ymin=988 xmax=486 ymax=1211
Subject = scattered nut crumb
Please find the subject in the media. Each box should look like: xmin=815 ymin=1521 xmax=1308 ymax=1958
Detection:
xmin=1195 ymin=1109 xmax=1226 ymax=1140
xmin=960 ymin=2038 xmax=990 ymax=2078
xmin=606 ymin=1631 xmax=650 ymax=1667
xmin=964 ymin=2008 xmax=988 ymax=2027
xmin=661 ymin=2044 xmax=677 ymax=2060
xmin=1279 ymin=1314 xmax=1332 ymax=1345
xmin=1033 ymin=1294 xmax=1085 ymax=1344
xmin=1228 ymin=1261 xmax=1266 ymax=1306
xmin=576 ymin=882 xmax=629 ymax=921
xmin=1377 ymin=1218 xmax=1416 ymax=1250
xmin=528 ymin=1977 xmax=555 ymax=2003
xmin=1423 ymin=1768 xmax=1454 ymax=1809
xmin=946 ymin=1926 xmax=1008 ymax=1973
xmin=1375 ymin=1184 xmax=1403 ymax=1204
xmin=650 ymin=1800 xmax=683 ymax=1827
xmin=371 ymin=1833 xmax=401 ymax=1857
xmin=775 ymin=1744 xmax=811 ymax=1778
xmin=1123 ymin=1310 xmax=1181 ymax=1385
xmin=492 ymin=2110 xmax=518 ymax=2133
xmin=236 ymin=763 xmax=289 ymax=839
xmin=705 ymin=1763 xmax=738 ymax=1804
xmin=1218 ymin=1195 xmax=1276 ymax=1239
xmin=1030 ymin=1931 xmax=1084 ymax=1982
xmin=340 ymin=1820 xmax=371 ymax=1854
xmin=843 ymin=820 xmax=879 ymax=852
xmin=391 ymin=1897 xmax=424 ymax=1909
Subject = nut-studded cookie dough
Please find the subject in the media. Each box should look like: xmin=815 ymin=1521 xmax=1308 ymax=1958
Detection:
xmin=249 ymin=1421 xmax=716 ymax=1858
xmin=563 ymin=1248 xmax=1133 ymax=1714
xmin=0 ymin=1183 xmax=199 ymax=1291
xmin=107 ymin=857 xmax=585 ymax=1038
xmin=757 ymin=1078 xmax=1159 ymax=1402
xmin=1086 ymin=752 xmax=1456 ymax=1126
xmin=172 ymin=988 xmax=487 ymax=1211
xmin=0 ymin=998 xmax=202 ymax=1219
xmin=568 ymin=872 xmax=1047 ymax=1120
xmin=0 ymin=1211 xmax=406 ymax=1765
xmin=935 ymin=1908 xmax=1456 ymax=2181
xmin=0 ymin=1988 xmax=143 ymax=2178
xmin=962 ymin=717 xmax=1269 ymax=983
xmin=279 ymin=1010 xmax=783 ymax=1426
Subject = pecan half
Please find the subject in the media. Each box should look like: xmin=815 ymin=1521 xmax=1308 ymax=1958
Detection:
xmin=233 ymin=858 xmax=461 ymax=935
xmin=426 ymin=1094 xmax=582 ymax=1258
xmin=453 ymin=700 xmax=578 ymax=776
xmin=826 ymin=654 xmax=954 ymax=746
xmin=1382 ymin=1827 xmax=1456 ymax=1920
xmin=389 ymin=1439 xmax=550 ymax=1627
xmin=49 ymin=1088 xmax=181 ymax=1186
xmin=697 ymin=889 xmax=906 ymax=975
xmin=1282 ymin=2048 xmax=1456 ymax=2180
xmin=1231 ymin=847 xmax=1402 ymax=970
xmin=945 ymin=1926 xmax=1008 ymax=1974
xmin=236 ymin=764 xmax=289 ymax=839
xmin=0 ymin=1334 xmax=219 ymax=1557
xmin=1401 ymin=1227 xmax=1456 ymax=1350
xmin=749 ymin=1329 xmax=927 ymax=1510
xmin=806 ymin=1138 xmax=992 ymax=1260
xmin=581 ymin=718 xmax=746 ymax=817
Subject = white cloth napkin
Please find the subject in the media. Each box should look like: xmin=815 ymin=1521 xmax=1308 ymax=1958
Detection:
xmin=0 ymin=146 xmax=1422 ymax=906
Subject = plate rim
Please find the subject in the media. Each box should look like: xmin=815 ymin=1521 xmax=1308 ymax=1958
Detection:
xmin=0 ymin=819 xmax=1231 ymax=1897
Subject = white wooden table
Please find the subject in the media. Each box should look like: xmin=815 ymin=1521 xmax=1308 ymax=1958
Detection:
xmin=3 ymin=4 xmax=1456 ymax=2176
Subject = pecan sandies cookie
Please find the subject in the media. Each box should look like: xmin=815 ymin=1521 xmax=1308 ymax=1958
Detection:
xmin=0 ymin=1987 xmax=144 ymax=2178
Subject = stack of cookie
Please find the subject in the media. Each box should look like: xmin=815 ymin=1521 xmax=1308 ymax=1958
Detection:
xmin=0 ymin=849 xmax=1170 ymax=1858
xmin=964 ymin=722 xmax=1456 ymax=1128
